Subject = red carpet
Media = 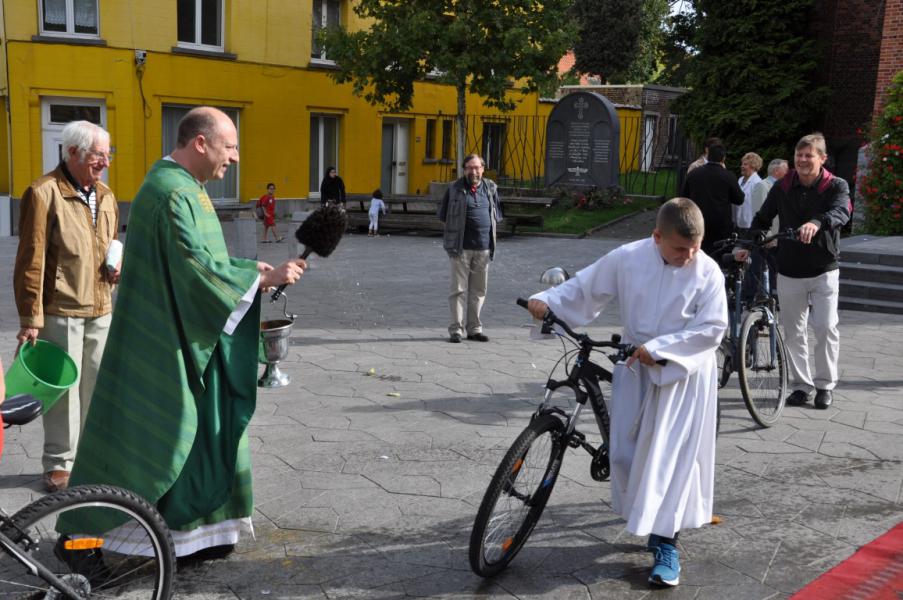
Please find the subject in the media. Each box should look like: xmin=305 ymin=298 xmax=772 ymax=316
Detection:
xmin=791 ymin=521 xmax=903 ymax=599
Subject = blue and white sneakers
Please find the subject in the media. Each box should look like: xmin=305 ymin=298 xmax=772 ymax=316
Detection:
xmin=649 ymin=542 xmax=680 ymax=587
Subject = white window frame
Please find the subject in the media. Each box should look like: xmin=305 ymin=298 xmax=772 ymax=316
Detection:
xmin=310 ymin=0 xmax=341 ymax=65
xmin=177 ymin=0 xmax=224 ymax=53
xmin=39 ymin=0 xmax=100 ymax=39
xmin=309 ymin=115 xmax=340 ymax=198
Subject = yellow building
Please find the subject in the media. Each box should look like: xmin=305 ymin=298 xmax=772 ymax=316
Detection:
xmin=0 ymin=0 xmax=563 ymax=216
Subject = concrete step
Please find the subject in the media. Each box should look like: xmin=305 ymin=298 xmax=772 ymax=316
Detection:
xmin=841 ymin=250 xmax=903 ymax=268
xmin=839 ymin=297 xmax=903 ymax=315
xmin=840 ymin=279 xmax=903 ymax=303
xmin=839 ymin=262 xmax=903 ymax=286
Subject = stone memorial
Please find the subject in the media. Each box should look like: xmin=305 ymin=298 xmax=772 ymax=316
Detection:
xmin=544 ymin=91 xmax=620 ymax=189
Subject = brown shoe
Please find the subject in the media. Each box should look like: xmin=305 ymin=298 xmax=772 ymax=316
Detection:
xmin=44 ymin=470 xmax=70 ymax=492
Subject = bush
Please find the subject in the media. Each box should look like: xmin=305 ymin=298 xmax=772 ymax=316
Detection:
xmin=549 ymin=186 xmax=632 ymax=211
xmin=862 ymin=70 xmax=903 ymax=235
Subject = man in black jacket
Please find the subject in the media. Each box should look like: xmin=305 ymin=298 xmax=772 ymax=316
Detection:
xmin=680 ymin=143 xmax=745 ymax=256
xmin=752 ymin=133 xmax=850 ymax=409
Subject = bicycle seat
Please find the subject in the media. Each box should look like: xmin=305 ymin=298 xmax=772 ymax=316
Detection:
xmin=1 ymin=394 xmax=42 ymax=426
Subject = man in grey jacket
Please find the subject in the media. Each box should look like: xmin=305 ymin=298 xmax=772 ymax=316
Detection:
xmin=437 ymin=154 xmax=503 ymax=343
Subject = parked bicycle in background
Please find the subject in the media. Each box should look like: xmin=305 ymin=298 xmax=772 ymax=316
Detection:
xmin=712 ymin=229 xmax=797 ymax=427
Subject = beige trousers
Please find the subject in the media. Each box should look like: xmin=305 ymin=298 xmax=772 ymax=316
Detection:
xmin=777 ymin=271 xmax=840 ymax=392
xmin=448 ymin=249 xmax=490 ymax=336
xmin=40 ymin=313 xmax=112 ymax=472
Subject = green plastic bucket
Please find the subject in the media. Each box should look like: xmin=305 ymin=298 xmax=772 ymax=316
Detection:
xmin=5 ymin=340 xmax=79 ymax=412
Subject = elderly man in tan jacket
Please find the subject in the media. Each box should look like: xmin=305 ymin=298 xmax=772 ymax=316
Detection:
xmin=14 ymin=120 xmax=120 ymax=492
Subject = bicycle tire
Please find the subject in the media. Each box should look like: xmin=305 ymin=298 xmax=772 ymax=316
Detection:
xmin=0 ymin=484 xmax=175 ymax=599
xmin=715 ymin=340 xmax=732 ymax=389
xmin=469 ymin=414 xmax=565 ymax=577
xmin=738 ymin=308 xmax=788 ymax=427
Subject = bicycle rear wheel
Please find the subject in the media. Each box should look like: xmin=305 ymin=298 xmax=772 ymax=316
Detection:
xmin=469 ymin=414 xmax=565 ymax=577
xmin=0 ymin=484 xmax=175 ymax=599
xmin=738 ymin=308 xmax=788 ymax=427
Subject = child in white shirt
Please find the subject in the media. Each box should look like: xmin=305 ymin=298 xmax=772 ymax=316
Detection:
xmin=368 ymin=189 xmax=387 ymax=237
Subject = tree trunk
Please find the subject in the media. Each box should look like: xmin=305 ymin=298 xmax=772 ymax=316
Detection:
xmin=456 ymin=84 xmax=467 ymax=179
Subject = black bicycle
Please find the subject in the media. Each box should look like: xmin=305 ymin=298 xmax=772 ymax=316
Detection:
xmin=0 ymin=395 xmax=176 ymax=599
xmin=468 ymin=299 xmax=665 ymax=577
xmin=712 ymin=229 xmax=796 ymax=427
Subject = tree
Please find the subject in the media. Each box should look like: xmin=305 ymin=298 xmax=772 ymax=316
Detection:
xmin=861 ymin=71 xmax=903 ymax=235
xmin=572 ymin=0 xmax=669 ymax=84
xmin=572 ymin=0 xmax=643 ymax=83
xmin=670 ymin=0 xmax=828 ymax=165
xmin=322 ymin=0 xmax=576 ymax=177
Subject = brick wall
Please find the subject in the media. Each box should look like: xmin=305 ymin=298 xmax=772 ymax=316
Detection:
xmin=875 ymin=0 xmax=903 ymax=115
xmin=812 ymin=0 xmax=887 ymax=185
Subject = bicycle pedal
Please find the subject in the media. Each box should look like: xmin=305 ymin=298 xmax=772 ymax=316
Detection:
xmin=590 ymin=445 xmax=610 ymax=481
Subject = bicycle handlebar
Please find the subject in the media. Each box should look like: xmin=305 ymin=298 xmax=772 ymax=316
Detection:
xmin=712 ymin=228 xmax=798 ymax=253
xmin=517 ymin=298 xmax=667 ymax=365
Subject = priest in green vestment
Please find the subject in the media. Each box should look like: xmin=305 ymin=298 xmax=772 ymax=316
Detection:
xmin=65 ymin=107 xmax=307 ymax=559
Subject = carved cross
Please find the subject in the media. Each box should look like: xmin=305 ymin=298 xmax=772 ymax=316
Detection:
xmin=574 ymin=97 xmax=589 ymax=119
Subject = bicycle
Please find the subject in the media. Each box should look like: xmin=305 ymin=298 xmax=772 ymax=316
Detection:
xmin=468 ymin=298 xmax=666 ymax=577
xmin=712 ymin=229 xmax=796 ymax=427
xmin=0 ymin=394 xmax=176 ymax=599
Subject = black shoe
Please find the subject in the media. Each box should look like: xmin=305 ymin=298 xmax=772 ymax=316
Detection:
xmin=449 ymin=333 xmax=462 ymax=343
xmin=814 ymin=389 xmax=833 ymax=409
xmin=177 ymin=544 xmax=235 ymax=569
xmin=467 ymin=333 xmax=489 ymax=342
xmin=54 ymin=536 xmax=110 ymax=583
xmin=786 ymin=390 xmax=810 ymax=406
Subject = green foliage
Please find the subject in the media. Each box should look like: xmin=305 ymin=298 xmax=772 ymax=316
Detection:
xmin=862 ymin=71 xmax=903 ymax=235
xmin=322 ymin=0 xmax=576 ymax=114
xmin=550 ymin=186 xmax=632 ymax=210
xmin=670 ymin=0 xmax=828 ymax=165
xmin=572 ymin=0 xmax=642 ymax=82
xmin=572 ymin=0 xmax=669 ymax=84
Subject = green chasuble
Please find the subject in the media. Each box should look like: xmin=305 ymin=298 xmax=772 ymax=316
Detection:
xmin=63 ymin=160 xmax=260 ymax=534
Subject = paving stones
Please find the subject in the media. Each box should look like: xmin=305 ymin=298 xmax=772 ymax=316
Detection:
xmin=2 ymin=231 xmax=902 ymax=598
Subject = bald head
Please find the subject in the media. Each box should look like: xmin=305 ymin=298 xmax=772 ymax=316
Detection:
xmin=171 ymin=106 xmax=239 ymax=183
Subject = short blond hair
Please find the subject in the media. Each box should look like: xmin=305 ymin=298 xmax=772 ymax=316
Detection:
xmin=741 ymin=152 xmax=763 ymax=172
xmin=657 ymin=197 xmax=704 ymax=240
xmin=796 ymin=132 xmax=827 ymax=157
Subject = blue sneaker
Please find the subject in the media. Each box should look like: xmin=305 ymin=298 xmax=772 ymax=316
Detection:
xmin=649 ymin=542 xmax=680 ymax=587
xmin=645 ymin=534 xmax=662 ymax=553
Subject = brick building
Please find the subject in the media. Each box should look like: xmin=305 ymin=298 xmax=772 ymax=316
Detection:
xmin=814 ymin=0 xmax=903 ymax=184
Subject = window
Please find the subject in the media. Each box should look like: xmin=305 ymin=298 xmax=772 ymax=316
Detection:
xmin=441 ymin=120 xmax=453 ymax=160
xmin=162 ymin=105 xmax=239 ymax=202
xmin=309 ymin=115 xmax=339 ymax=196
xmin=40 ymin=0 xmax=98 ymax=37
xmin=424 ymin=119 xmax=437 ymax=160
xmin=311 ymin=0 xmax=341 ymax=61
xmin=482 ymin=122 xmax=506 ymax=174
xmin=178 ymin=0 xmax=223 ymax=51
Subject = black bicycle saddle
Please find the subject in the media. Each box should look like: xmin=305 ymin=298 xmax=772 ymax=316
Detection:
xmin=1 ymin=394 xmax=42 ymax=427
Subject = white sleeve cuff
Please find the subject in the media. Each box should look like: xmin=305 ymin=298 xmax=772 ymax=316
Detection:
xmin=223 ymin=275 xmax=260 ymax=335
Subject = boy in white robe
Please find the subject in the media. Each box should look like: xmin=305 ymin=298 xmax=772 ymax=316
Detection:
xmin=527 ymin=197 xmax=727 ymax=587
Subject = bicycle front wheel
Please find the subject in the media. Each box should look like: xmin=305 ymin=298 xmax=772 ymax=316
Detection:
xmin=738 ymin=308 xmax=788 ymax=427
xmin=0 ymin=484 xmax=175 ymax=599
xmin=469 ymin=414 xmax=565 ymax=577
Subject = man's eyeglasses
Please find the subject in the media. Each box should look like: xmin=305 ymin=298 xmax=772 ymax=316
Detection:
xmin=86 ymin=149 xmax=114 ymax=163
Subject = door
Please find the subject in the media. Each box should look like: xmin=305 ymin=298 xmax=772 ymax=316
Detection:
xmin=41 ymin=97 xmax=107 ymax=180
xmin=380 ymin=119 xmax=410 ymax=195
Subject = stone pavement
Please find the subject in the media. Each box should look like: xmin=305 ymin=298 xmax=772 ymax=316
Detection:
xmin=2 ymin=229 xmax=902 ymax=599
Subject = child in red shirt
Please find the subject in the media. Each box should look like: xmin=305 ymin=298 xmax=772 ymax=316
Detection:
xmin=257 ymin=183 xmax=283 ymax=243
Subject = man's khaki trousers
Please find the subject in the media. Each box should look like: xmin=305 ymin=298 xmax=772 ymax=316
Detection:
xmin=40 ymin=313 xmax=112 ymax=472
xmin=448 ymin=249 xmax=490 ymax=336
